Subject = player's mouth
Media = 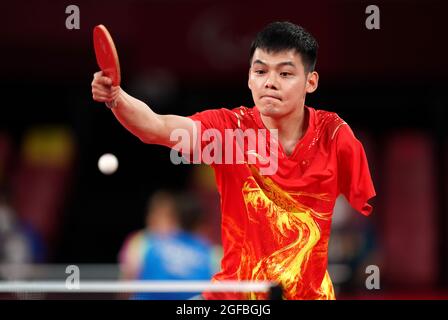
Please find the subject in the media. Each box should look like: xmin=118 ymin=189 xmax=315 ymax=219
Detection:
xmin=260 ymin=95 xmax=282 ymax=101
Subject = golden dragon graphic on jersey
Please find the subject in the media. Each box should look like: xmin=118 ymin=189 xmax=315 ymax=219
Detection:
xmin=241 ymin=164 xmax=334 ymax=299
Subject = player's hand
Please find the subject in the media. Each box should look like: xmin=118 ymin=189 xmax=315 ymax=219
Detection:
xmin=91 ymin=71 xmax=120 ymax=103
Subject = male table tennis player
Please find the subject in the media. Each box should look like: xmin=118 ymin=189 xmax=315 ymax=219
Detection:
xmin=92 ymin=21 xmax=376 ymax=300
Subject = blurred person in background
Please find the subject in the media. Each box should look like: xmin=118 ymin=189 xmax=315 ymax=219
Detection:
xmin=0 ymin=190 xmax=45 ymax=280
xmin=118 ymin=190 xmax=216 ymax=300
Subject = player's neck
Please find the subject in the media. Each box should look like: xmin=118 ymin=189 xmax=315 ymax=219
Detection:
xmin=261 ymin=105 xmax=307 ymax=146
xmin=260 ymin=106 xmax=307 ymax=156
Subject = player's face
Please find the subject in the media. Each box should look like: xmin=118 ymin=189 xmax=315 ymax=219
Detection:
xmin=248 ymin=48 xmax=318 ymax=120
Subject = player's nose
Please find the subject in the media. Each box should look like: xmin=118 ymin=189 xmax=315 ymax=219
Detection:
xmin=264 ymin=74 xmax=278 ymax=89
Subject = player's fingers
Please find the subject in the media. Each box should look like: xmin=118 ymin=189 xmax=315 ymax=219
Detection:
xmin=95 ymin=77 xmax=112 ymax=87
xmin=92 ymin=87 xmax=110 ymax=98
xmin=91 ymin=83 xmax=114 ymax=93
xmin=93 ymin=96 xmax=110 ymax=103
xmin=99 ymin=76 xmax=113 ymax=86
xmin=93 ymin=92 xmax=115 ymax=102
xmin=91 ymin=86 xmax=107 ymax=98
xmin=92 ymin=88 xmax=117 ymax=101
xmin=92 ymin=91 xmax=114 ymax=101
xmin=100 ymin=86 xmax=120 ymax=99
xmin=91 ymin=74 xmax=112 ymax=87
xmin=111 ymin=86 xmax=120 ymax=95
xmin=91 ymin=77 xmax=103 ymax=87
xmin=93 ymin=71 xmax=103 ymax=78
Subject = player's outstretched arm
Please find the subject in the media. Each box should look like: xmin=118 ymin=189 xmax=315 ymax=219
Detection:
xmin=91 ymin=71 xmax=196 ymax=152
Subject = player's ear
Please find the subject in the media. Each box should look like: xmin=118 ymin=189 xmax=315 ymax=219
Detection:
xmin=306 ymin=71 xmax=319 ymax=93
xmin=248 ymin=68 xmax=253 ymax=90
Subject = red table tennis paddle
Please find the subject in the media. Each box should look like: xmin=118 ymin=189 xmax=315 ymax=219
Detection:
xmin=93 ymin=24 xmax=121 ymax=107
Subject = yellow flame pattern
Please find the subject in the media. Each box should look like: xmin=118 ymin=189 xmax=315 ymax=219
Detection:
xmin=241 ymin=165 xmax=335 ymax=299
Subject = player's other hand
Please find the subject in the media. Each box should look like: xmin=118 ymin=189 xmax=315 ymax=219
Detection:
xmin=91 ymin=71 xmax=120 ymax=103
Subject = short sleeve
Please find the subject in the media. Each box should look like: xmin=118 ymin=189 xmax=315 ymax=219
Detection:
xmin=336 ymin=125 xmax=376 ymax=216
xmin=187 ymin=108 xmax=233 ymax=164
xmin=188 ymin=108 xmax=229 ymax=135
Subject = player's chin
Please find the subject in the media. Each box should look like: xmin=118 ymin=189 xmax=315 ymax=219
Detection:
xmin=257 ymin=103 xmax=282 ymax=117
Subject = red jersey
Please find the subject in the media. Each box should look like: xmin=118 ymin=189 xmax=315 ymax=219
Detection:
xmin=188 ymin=105 xmax=376 ymax=300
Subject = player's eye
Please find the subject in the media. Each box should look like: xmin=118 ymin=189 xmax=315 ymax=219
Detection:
xmin=280 ymin=72 xmax=292 ymax=77
xmin=254 ymin=70 xmax=266 ymax=75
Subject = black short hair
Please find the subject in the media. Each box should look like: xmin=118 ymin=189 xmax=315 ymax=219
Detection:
xmin=174 ymin=193 xmax=204 ymax=232
xmin=249 ymin=21 xmax=318 ymax=73
xmin=145 ymin=190 xmax=203 ymax=232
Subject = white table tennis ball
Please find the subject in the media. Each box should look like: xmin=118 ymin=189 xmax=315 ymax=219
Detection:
xmin=98 ymin=153 xmax=119 ymax=175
